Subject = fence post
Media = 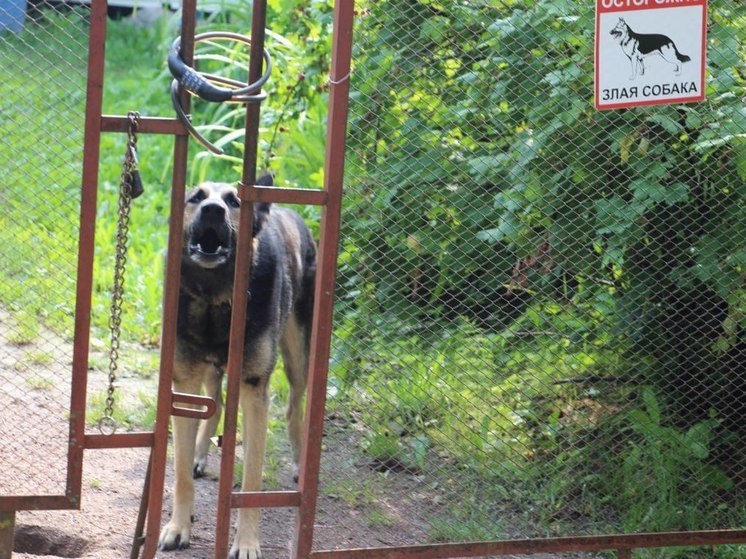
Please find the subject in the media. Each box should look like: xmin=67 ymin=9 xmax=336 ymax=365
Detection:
xmin=292 ymin=1 xmax=355 ymax=557
xmin=0 ymin=511 xmax=15 ymax=559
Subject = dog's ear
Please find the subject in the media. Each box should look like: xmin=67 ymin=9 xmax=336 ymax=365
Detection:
xmin=253 ymin=202 xmax=271 ymax=236
xmin=256 ymin=173 xmax=274 ymax=187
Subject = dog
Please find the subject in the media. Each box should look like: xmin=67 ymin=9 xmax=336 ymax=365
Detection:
xmin=157 ymin=175 xmax=316 ymax=559
xmin=609 ymin=18 xmax=691 ymax=80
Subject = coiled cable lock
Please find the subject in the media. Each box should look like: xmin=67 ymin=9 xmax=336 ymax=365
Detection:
xmin=168 ymin=31 xmax=272 ymax=154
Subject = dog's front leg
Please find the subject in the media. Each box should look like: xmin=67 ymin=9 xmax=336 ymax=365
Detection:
xmin=229 ymin=381 xmax=270 ymax=559
xmin=194 ymin=368 xmax=223 ymax=478
xmin=629 ymin=57 xmax=638 ymax=80
xmin=159 ymin=375 xmax=202 ymax=551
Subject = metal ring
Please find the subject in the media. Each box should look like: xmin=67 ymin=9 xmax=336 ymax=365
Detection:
xmin=170 ymin=32 xmax=272 ymax=99
xmin=97 ymin=415 xmax=118 ymax=436
xmin=169 ymin=31 xmax=272 ymax=154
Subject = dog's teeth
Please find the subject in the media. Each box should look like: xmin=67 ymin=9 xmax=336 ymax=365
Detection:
xmin=197 ymin=243 xmax=203 ymax=251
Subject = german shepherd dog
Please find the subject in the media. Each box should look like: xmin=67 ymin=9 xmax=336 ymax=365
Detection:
xmin=610 ymin=18 xmax=691 ymax=80
xmin=158 ymin=175 xmax=316 ymax=559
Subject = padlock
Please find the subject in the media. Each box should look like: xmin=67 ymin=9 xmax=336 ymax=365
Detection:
xmin=128 ymin=144 xmax=145 ymax=199
xmin=130 ymin=168 xmax=145 ymax=199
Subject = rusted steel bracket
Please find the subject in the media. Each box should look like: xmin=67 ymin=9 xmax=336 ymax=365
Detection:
xmin=171 ymin=392 xmax=218 ymax=420
xmin=0 ymin=511 xmax=14 ymax=559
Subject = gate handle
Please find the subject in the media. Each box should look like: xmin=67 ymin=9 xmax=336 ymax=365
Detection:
xmin=171 ymin=392 xmax=217 ymax=420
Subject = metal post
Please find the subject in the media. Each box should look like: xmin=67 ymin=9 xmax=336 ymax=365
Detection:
xmin=66 ymin=0 xmax=109 ymax=511
xmin=213 ymin=0 xmax=269 ymax=555
xmin=293 ymin=1 xmax=355 ymax=557
xmin=140 ymin=1 xmax=198 ymax=556
xmin=0 ymin=512 xmax=14 ymax=559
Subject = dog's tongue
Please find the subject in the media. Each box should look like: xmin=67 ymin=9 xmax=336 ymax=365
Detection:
xmin=194 ymin=228 xmax=223 ymax=255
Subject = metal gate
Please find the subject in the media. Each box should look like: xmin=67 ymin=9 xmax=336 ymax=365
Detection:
xmin=1 ymin=0 xmax=351 ymax=556
xmin=1 ymin=0 xmax=745 ymax=558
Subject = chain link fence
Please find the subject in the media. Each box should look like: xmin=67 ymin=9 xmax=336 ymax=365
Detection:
xmin=0 ymin=2 xmax=87 ymax=497
xmin=1 ymin=0 xmax=744 ymax=557
xmin=318 ymin=0 xmax=745 ymax=554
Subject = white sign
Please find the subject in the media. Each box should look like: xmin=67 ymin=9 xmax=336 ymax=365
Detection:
xmin=595 ymin=0 xmax=707 ymax=110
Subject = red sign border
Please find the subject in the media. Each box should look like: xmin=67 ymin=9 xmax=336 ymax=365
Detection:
xmin=594 ymin=0 xmax=707 ymax=111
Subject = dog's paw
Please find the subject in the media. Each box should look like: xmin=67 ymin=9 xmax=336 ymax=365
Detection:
xmin=158 ymin=521 xmax=192 ymax=551
xmin=193 ymin=459 xmax=207 ymax=479
xmin=229 ymin=540 xmax=263 ymax=559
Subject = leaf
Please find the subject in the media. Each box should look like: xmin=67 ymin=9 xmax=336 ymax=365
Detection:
xmin=642 ymin=388 xmax=661 ymax=426
xmin=632 ymin=179 xmax=666 ymax=204
xmin=664 ymin=182 xmax=689 ymax=205
xmin=477 ymin=215 xmax=521 ymax=244
xmin=468 ymin=154 xmax=508 ymax=182
xmin=419 ymin=16 xmax=450 ymax=43
xmin=619 ymin=133 xmax=636 ymax=165
xmin=699 ymin=465 xmax=734 ymax=491
xmin=683 ymin=422 xmax=712 ymax=459
xmin=735 ymin=138 xmax=746 ymax=181
xmin=648 ymin=113 xmax=683 ymax=135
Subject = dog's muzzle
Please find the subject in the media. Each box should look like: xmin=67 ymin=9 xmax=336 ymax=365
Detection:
xmin=188 ymin=202 xmax=233 ymax=268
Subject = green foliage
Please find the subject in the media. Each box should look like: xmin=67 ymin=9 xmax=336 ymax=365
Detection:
xmin=608 ymin=390 xmax=733 ymax=533
xmin=336 ymin=0 xmax=745 ymax=548
xmin=187 ymin=0 xmax=333 ymax=189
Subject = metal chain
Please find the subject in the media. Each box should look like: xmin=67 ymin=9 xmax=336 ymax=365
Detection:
xmin=99 ymin=111 xmax=140 ymax=435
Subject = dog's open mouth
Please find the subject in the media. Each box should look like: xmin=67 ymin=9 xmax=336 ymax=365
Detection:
xmin=188 ymin=226 xmax=231 ymax=267
xmin=610 ymin=29 xmax=621 ymax=38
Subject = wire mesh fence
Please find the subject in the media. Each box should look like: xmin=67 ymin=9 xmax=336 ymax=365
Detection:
xmin=0 ymin=3 xmax=88 ymax=497
xmin=318 ymin=0 xmax=746 ymax=554
xmin=1 ymin=0 xmax=744 ymax=557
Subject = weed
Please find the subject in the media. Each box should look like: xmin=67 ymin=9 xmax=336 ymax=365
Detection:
xmin=25 ymin=377 xmax=56 ymax=391
xmin=366 ymin=508 xmax=396 ymax=529
xmin=324 ymin=477 xmax=380 ymax=508
xmin=87 ymin=387 xmax=157 ymax=432
xmin=6 ymin=316 xmax=41 ymax=346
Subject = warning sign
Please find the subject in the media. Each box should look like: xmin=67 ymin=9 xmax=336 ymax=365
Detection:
xmin=595 ymin=0 xmax=707 ymax=110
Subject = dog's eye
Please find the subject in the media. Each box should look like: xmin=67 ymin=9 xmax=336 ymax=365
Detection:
xmin=187 ymin=189 xmax=207 ymax=204
xmin=225 ymin=194 xmax=240 ymax=208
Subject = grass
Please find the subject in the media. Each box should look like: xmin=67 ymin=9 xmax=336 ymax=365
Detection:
xmin=87 ymin=387 xmax=159 ymax=432
xmin=1 ymin=8 xmax=325 ymax=347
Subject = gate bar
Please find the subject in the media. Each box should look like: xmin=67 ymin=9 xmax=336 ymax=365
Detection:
xmin=0 ymin=512 xmax=14 ymax=559
xmin=139 ymin=0 xmax=199 ymax=555
xmin=238 ymin=185 xmax=328 ymax=206
xmin=293 ymin=1 xmax=355 ymax=557
xmin=231 ymin=491 xmax=301 ymax=508
xmin=212 ymin=0 xmax=268 ymax=555
xmin=84 ymin=432 xmax=154 ymax=449
xmin=65 ymin=0 xmax=110 ymax=513
xmin=310 ymin=530 xmax=746 ymax=559
xmin=100 ymin=115 xmax=187 ymax=135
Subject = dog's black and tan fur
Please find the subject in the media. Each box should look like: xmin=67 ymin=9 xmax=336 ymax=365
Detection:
xmin=158 ymin=176 xmax=316 ymax=559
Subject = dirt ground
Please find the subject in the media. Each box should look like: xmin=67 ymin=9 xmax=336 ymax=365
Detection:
xmin=1 ymin=310 xmax=572 ymax=559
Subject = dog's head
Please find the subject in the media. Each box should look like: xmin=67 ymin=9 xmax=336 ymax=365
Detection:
xmin=610 ymin=18 xmax=627 ymax=40
xmin=183 ymin=176 xmax=272 ymax=269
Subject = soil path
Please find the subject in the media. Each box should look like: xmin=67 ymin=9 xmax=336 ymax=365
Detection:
xmin=1 ymin=311 xmax=567 ymax=559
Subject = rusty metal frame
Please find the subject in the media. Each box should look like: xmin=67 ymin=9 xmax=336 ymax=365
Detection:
xmin=1 ymin=0 xmax=352 ymax=555
xmin=2 ymin=0 xmax=745 ymax=558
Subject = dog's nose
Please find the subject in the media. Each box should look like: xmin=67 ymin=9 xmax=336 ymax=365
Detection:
xmin=200 ymin=201 xmax=226 ymax=220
